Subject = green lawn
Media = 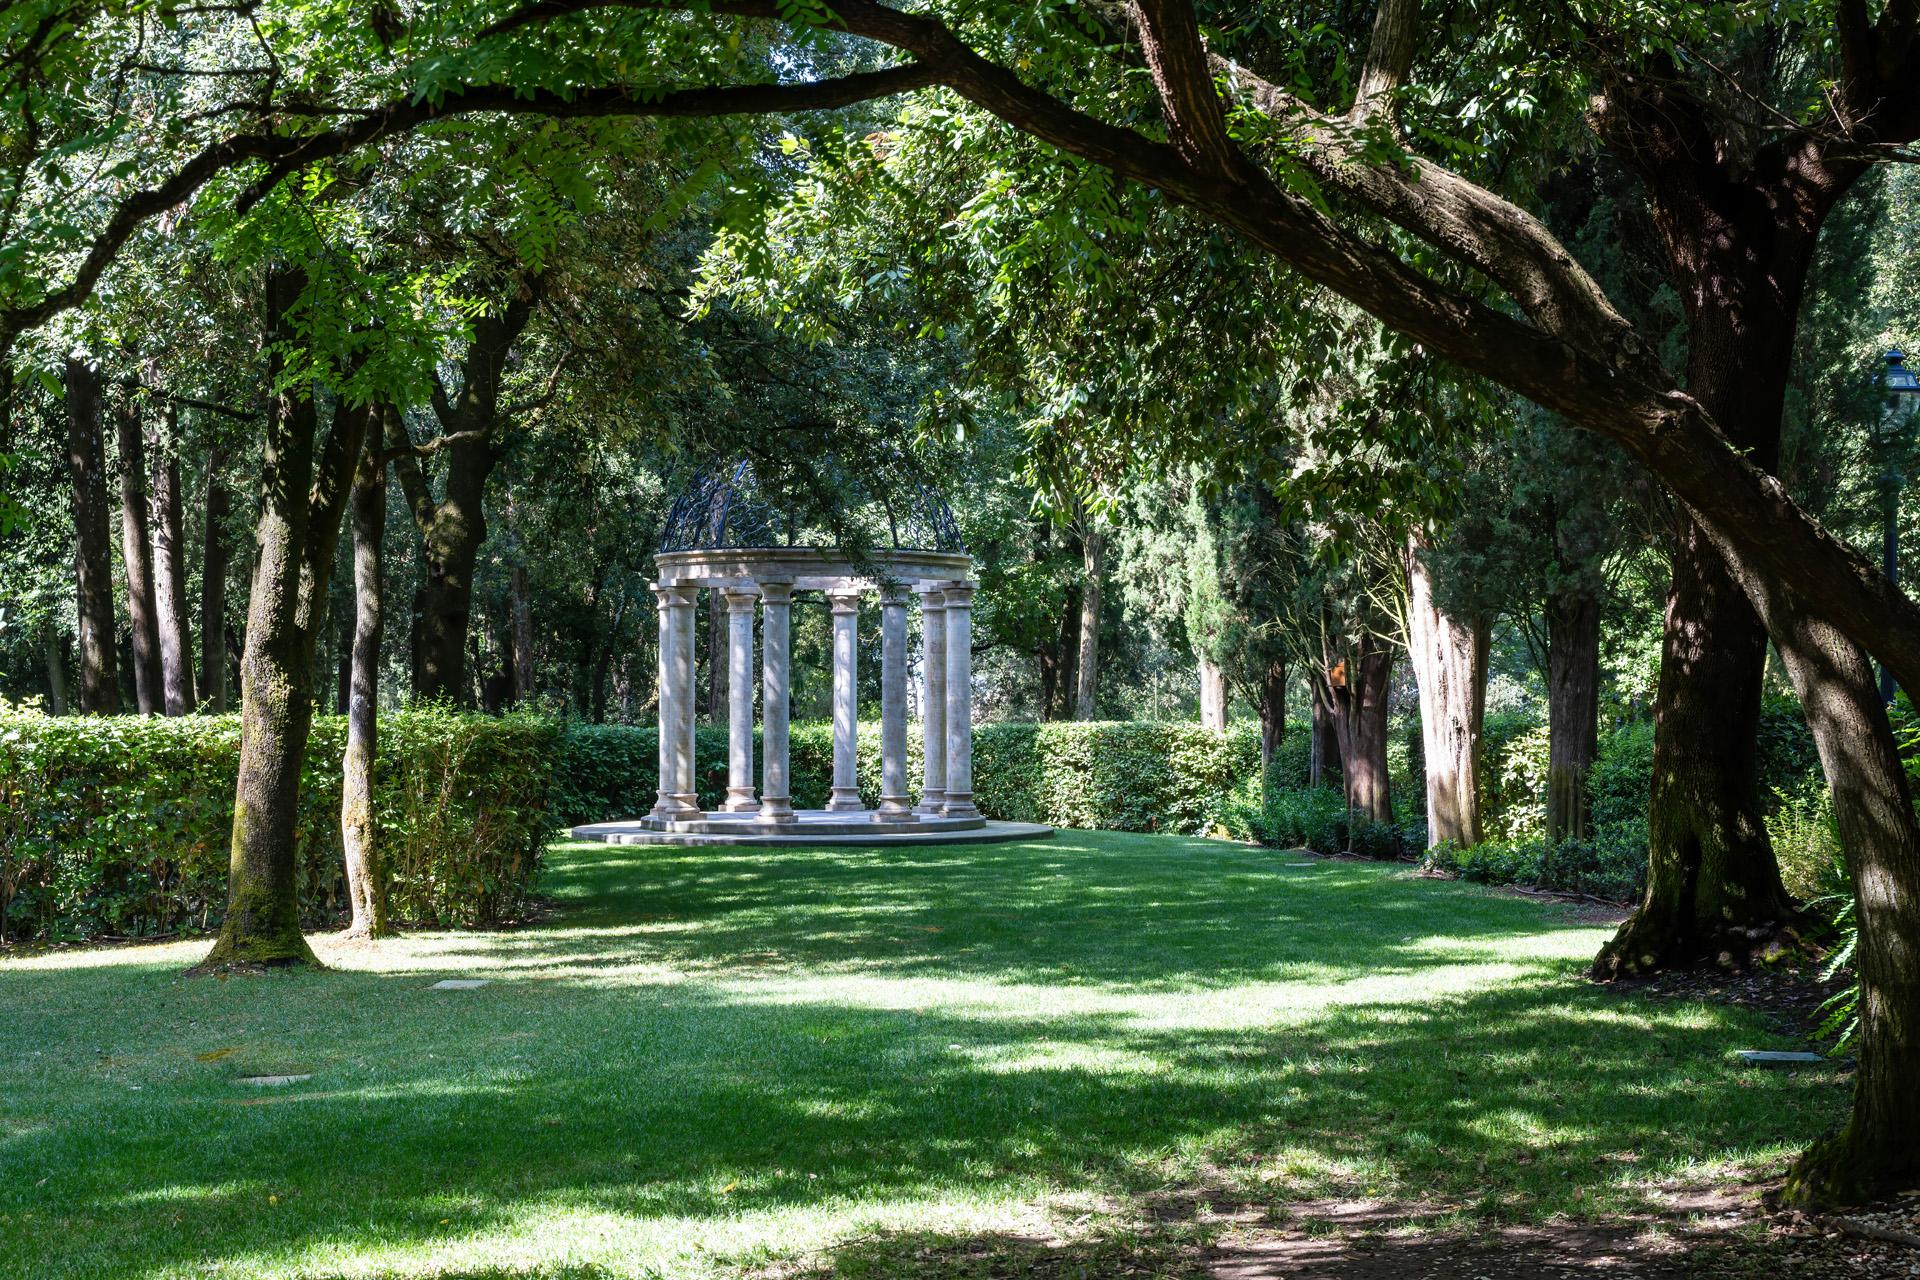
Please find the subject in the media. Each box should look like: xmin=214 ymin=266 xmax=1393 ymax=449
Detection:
xmin=0 ymin=832 xmax=1846 ymax=1278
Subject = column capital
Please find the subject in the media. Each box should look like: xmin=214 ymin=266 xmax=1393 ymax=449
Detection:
xmin=915 ymin=585 xmax=947 ymax=607
xmin=722 ymin=585 xmax=760 ymax=612
xmin=827 ymin=588 xmax=862 ymax=616
xmin=876 ymin=584 xmax=910 ymax=607
xmin=758 ymin=580 xmax=795 ymax=605
xmin=940 ymin=582 xmax=975 ymax=606
xmin=655 ymin=583 xmax=697 ymax=607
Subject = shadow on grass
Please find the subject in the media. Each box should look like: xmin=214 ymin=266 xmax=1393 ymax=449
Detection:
xmin=0 ymin=832 xmax=1845 ymax=1279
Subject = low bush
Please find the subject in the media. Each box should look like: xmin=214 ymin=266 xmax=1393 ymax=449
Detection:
xmin=0 ymin=705 xmax=555 ymax=944
xmin=554 ymin=718 xmax=1262 ymax=837
xmin=1424 ymin=835 xmax=1643 ymax=902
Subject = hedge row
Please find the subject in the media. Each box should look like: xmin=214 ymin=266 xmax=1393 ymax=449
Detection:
xmin=0 ymin=707 xmax=556 ymax=944
xmin=552 ymin=719 xmax=1263 ymax=834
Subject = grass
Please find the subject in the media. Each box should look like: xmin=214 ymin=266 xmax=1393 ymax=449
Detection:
xmin=0 ymin=831 xmax=1847 ymax=1278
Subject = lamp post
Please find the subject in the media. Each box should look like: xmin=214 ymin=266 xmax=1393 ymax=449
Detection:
xmin=1875 ymin=348 xmax=1920 ymax=703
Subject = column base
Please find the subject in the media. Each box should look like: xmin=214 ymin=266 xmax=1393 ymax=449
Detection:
xmin=672 ymin=792 xmax=699 ymax=814
xmin=759 ymin=797 xmax=798 ymax=823
xmin=826 ymin=787 xmax=864 ymax=812
xmin=941 ymin=793 xmax=980 ymax=820
xmin=720 ymin=788 xmax=760 ymax=813
xmin=874 ymin=797 xmax=916 ymax=822
xmin=915 ymin=790 xmax=947 ymax=815
xmin=651 ymin=792 xmax=700 ymax=820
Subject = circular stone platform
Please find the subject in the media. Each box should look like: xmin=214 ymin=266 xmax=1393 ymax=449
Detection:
xmin=571 ymin=809 xmax=1053 ymax=848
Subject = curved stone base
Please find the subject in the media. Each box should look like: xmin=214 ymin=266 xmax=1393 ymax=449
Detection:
xmin=571 ymin=809 xmax=1053 ymax=848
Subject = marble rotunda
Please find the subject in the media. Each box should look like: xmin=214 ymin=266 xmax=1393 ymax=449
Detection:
xmin=571 ymin=460 xmax=1051 ymax=848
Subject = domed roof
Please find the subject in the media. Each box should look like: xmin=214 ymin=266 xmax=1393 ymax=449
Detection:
xmin=658 ymin=456 xmax=965 ymax=555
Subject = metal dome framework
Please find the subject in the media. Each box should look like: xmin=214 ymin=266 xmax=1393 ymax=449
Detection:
xmin=633 ymin=457 xmax=984 ymax=842
xmin=657 ymin=458 xmax=966 ymax=555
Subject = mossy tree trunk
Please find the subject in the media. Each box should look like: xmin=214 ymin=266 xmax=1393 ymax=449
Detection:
xmin=198 ymin=268 xmax=372 ymax=972
xmin=1308 ymin=665 xmax=1340 ymax=790
xmin=342 ymin=414 xmax=392 ymax=940
xmin=1330 ymin=636 xmax=1393 ymax=826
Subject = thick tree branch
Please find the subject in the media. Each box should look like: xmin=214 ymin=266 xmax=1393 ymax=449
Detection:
xmin=1131 ymin=0 xmax=1244 ymax=176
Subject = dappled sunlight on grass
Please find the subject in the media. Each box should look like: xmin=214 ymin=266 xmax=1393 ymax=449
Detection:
xmin=0 ymin=830 xmax=1848 ymax=1278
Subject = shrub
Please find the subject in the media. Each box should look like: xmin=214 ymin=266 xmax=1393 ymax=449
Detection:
xmin=0 ymin=705 xmax=555 ymax=945
xmin=1424 ymin=835 xmax=1643 ymax=902
xmin=550 ymin=718 xmax=1262 ymax=837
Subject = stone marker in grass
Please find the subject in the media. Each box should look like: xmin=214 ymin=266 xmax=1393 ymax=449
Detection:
xmin=237 ymin=1074 xmax=312 ymax=1087
xmin=429 ymin=979 xmax=490 ymax=990
xmin=1737 ymin=1050 xmax=1825 ymax=1066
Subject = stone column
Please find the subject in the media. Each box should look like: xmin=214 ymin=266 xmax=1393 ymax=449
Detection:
xmin=650 ymin=584 xmax=698 ymax=820
xmin=916 ymin=587 xmax=947 ymax=814
xmin=672 ymin=586 xmax=700 ymax=813
xmin=721 ymin=586 xmax=760 ymax=812
xmin=941 ymin=583 xmax=978 ymax=819
xmin=876 ymin=586 xmax=914 ymax=821
xmin=649 ymin=585 xmax=681 ymax=819
xmin=758 ymin=581 xmax=797 ymax=822
xmin=827 ymin=589 xmax=863 ymax=811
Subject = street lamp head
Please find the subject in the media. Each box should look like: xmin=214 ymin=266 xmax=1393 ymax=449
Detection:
xmin=1888 ymin=348 xmax=1920 ymax=396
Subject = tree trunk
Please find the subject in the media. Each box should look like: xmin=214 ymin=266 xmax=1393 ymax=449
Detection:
xmin=40 ymin=618 xmax=69 ymax=714
xmin=65 ymin=358 xmax=119 ymax=713
xmin=342 ymin=420 xmax=391 ymax=940
xmin=149 ymin=405 xmax=195 ymax=714
xmin=199 ymin=458 xmax=231 ymax=713
xmin=1406 ymin=538 xmax=1488 ymax=849
xmin=510 ymin=561 xmax=535 ymax=704
xmin=1545 ymin=580 xmax=1601 ymax=841
xmin=198 ymin=269 xmax=371 ymax=972
xmin=1198 ymin=656 xmax=1228 ymax=730
xmin=1332 ymin=638 xmax=1394 ymax=826
xmin=1257 ymin=658 xmax=1286 ymax=769
xmin=1073 ymin=523 xmax=1103 ymax=720
xmin=391 ymin=278 xmax=540 ymax=704
xmin=1308 ymin=667 xmax=1340 ymax=788
xmin=1721 ymin=569 xmax=1920 ymax=1205
xmin=116 ymin=395 xmax=162 ymax=715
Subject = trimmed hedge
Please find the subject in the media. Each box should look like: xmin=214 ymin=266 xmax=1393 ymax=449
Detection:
xmin=553 ymin=719 xmax=1263 ymax=835
xmin=0 ymin=706 xmax=556 ymax=944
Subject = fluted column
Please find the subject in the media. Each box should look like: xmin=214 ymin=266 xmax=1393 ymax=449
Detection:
xmin=672 ymin=586 xmax=700 ymax=813
xmin=650 ymin=584 xmax=698 ymax=819
xmin=759 ymin=581 xmax=796 ymax=822
xmin=722 ymin=586 xmax=760 ymax=812
xmin=876 ymin=586 xmax=913 ymax=821
xmin=827 ymin=589 xmax=863 ymax=812
xmin=915 ymin=587 xmax=947 ymax=814
xmin=941 ymin=583 xmax=978 ymax=818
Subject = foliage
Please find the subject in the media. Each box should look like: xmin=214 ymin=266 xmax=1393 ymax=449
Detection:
xmin=1424 ymin=837 xmax=1644 ymax=903
xmin=0 ymin=704 xmax=553 ymax=943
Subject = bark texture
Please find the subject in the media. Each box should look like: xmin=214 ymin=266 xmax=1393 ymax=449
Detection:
xmin=115 ymin=396 xmax=162 ymax=714
xmin=199 ymin=458 xmax=231 ymax=713
xmin=40 ymin=619 xmax=68 ymax=714
xmin=1406 ymin=539 xmax=1488 ymax=848
xmin=342 ymin=418 xmax=391 ymax=939
xmin=1073 ymin=523 xmax=1104 ymax=719
xmin=510 ymin=560 xmax=535 ymax=704
xmin=1732 ymin=571 xmax=1920 ymax=1205
xmin=1545 ymin=580 xmax=1601 ymax=841
xmin=1257 ymin=658 xmax=1286 ymax=770
xmin=150 ymin=406 xmax=195 ymax=714
xmin=1197 ymin=656 xmax=1228 ymax=730
xmin=1308 ymin=668 xmax=1340 ymax=789
xmin=1330 ymin=637 xmax=1393 ymax=826
xmin=199 ymin=269 xmax=371 ymax=972
xmin=64 ymin=358 xmax=118 ymax=714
